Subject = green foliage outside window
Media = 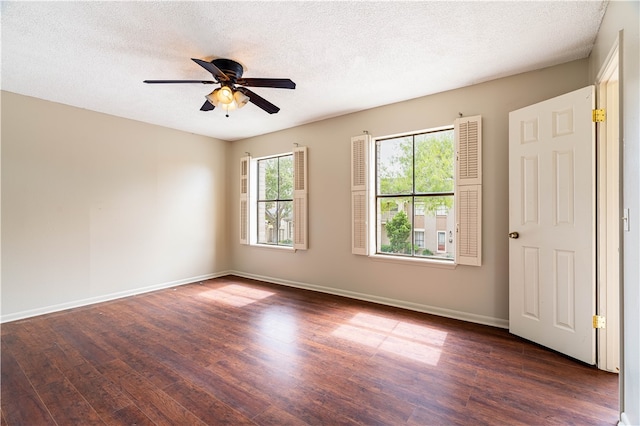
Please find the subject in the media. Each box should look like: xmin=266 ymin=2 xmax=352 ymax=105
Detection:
xmin=378 ymin=131 xmax=454 ymax=212
xmin=384 ymin=210 xmax=412 ymax=254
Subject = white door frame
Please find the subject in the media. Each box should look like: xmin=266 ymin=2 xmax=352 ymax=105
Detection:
xmin=595 ymin=37 xmax=621 ymax=374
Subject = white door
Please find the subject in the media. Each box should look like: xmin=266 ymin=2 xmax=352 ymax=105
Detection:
xmin=508 ymin=86 xmax=596 ymax=365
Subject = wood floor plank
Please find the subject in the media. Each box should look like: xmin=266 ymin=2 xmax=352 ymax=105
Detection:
xmin=470 ymin=368 xmax=616 ymax=426
xmin=214 ymin=347 xmax=416 ymax=425
xmin=48 ymin=317 xmax=117 ymax=366
xmin=97 ymin=330 xmax=183 ymax=390
xmin=3 ymin=323 xmax=65 ymax=389
xmin=0 ymin=276 xmax=620 ymax=426
xmin=43 ymin=343 xmax=132 ymax=419
xmin=107 ymin=405 xmax=156 ymax=426
xmin=163 ymin=379 xmax=257 ymax=425
xmin=109 ymin=326 xmax=273 ymax=420
xmin=36 ymin=378 xmax=105 ymax=425
xmin=252 ymin=405 xmax=309 ymax=426
xmin=99 ymin=359 xmax=207 ymax=425
xmin=0 ymin=348 xmax=56 ymax=425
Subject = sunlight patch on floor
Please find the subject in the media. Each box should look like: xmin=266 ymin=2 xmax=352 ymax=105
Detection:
xmin=259 ymin=309 xmax=299 ymax=345
xmin=332 ymin=312 xmax=448 ymax=366
xmin=199 ymin=284 xmax=275 ymax=307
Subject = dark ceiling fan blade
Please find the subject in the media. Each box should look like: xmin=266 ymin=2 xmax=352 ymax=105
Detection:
xmin=143 ymin=80 xmax=216 ymax=84
xmin=237 ymin=87 xmax=280 ymax=114
xmin=200 ymin=100 xmax=215 ymax=111
xmin=191 ymin=58 xmax=230 ymax=82
xmin=236 ymin=78 xmax=296 ymax=89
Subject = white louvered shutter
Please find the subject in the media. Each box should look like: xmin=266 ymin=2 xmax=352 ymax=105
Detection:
xmin=239 ymin=155 xmax=250 ymax=245
xmin=351 ymin=134 xmax=370 ymax=255
xmin=457 ymin=116 xmax=482 ymax=186
xmin=293 ymin=146 xmax=308 ymax=250
xmin=455 ymin=116 xmax=482 ymax=265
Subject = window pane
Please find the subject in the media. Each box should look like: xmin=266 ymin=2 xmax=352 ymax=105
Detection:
xmin=413 ymin=195 xmax=455 ymax=259
xmin=258 ymin=201 xmax=277 ymax=244
xmin=378 ymin=197 xmax=412 ymax=255
xmin=278 ymin=200 xmax=293 ymax=246
xmin=377 ymin=136 xmax=413 ymax=195
xmin=414 ymin=130 xmax=454 ymax=193
xmin=279 ymin=155 xmax=293 ymax=199
xmin=258 ymin=157 xmax=278 ymax=200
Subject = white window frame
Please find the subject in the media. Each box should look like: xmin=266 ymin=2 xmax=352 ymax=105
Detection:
xmin=373 ymin=125 xmax=456 ymax=263
xmin=256 ymin=153 xmax=294 ymax=247
xmin=350 ymin=116 xmax=481 ymax=267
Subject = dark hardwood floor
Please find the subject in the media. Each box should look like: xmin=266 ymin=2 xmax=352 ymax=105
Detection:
xmin=1 ymin=276 xmax=618 ymax=425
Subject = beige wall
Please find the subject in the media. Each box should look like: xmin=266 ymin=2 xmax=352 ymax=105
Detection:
xmin=228 ymin=59 xmax=589 ymax=326
xmin=1 ymin=59 xmax=591 ymax=327
xmin=1 ymin=92 xmax=230 ymax=321
xmin=589 ymin=1 xmax=640 ymax=423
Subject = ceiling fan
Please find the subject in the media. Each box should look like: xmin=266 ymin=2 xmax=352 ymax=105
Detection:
xmin=144 ymin=58 xmax=296 ymax=116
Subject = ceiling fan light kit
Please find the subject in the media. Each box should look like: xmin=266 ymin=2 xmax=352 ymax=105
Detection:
xmin=144 ymin=57 xmax=295 ymax=117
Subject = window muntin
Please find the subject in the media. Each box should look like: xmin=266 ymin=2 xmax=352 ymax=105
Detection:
xmin=257 ymin=154 xmax=294 ymax=246
xmin=375 ymin=128 xmax=455 ymax=261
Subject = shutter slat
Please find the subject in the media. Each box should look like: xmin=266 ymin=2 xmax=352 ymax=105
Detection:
xmin=239 ymin=156 xmax=251 ymax=245
xmin=351 ymin=135 xmax=367 ymax=191
xmin=352 ymin=191 xmax=367 ymax=254
xmin=457 ymin=119 xmax=481 ymax=183
xmin=293 ymin=146 xmax=308 ymax=250
xmin=294 ymin=148 xmax=306 ymax=192
xmin=240 ymin=198 xmax=248 ymax=243
xmin=240 ymin=157 xmax=249 ymax=195
xmin=457 ymin=185 xmax=482 ymax=265
xmin=351 ymin=135 xmax=369 ymax=255
xmin=455 ymin=116 xmax=482 ymax=266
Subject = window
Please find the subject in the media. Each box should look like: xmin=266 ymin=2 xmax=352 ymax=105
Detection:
xmin=437 ymin=231 xmax=446 ymax=253
xmin=240 ymin=146 xmax=308 ymax=250
xmin=350 ymin=115 xmax=481 ymax=266
xmin=257 ymin=154 xmax=294 ymax=246
xmin=376 ymin=128 xmax=455 ymax=260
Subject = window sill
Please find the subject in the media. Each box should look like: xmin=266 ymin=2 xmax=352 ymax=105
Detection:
xmin=249 ymin=243 xmax=295 ymax=252
xmin=369 ymin=254 xmax=457 ymax=269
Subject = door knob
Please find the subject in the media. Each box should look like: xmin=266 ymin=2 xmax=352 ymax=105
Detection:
xmin=508 ymin=232 xmax=519 ymax=239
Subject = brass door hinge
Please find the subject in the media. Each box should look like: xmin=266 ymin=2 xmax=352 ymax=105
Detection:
xmin=592 ymin=109 xmax=606 ymax=123
xmin=593 ymin=315 xmax=606 ymax=329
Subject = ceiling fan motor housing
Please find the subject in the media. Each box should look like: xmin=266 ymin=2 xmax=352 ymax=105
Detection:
xmin=212 ymin=58 xmax=244 ymax=83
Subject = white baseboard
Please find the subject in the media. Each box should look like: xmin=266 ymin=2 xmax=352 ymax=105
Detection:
xmin=230 ymin=270 xmax=509 ymax=329
xmin=0 ymin=271 xmax=231 ymax=323
xmin=2 ymin=270 xmax=509 ymax=329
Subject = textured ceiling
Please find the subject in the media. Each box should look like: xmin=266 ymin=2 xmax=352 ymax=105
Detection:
xmin=1 ymin=1 xmax=608 ymax=141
